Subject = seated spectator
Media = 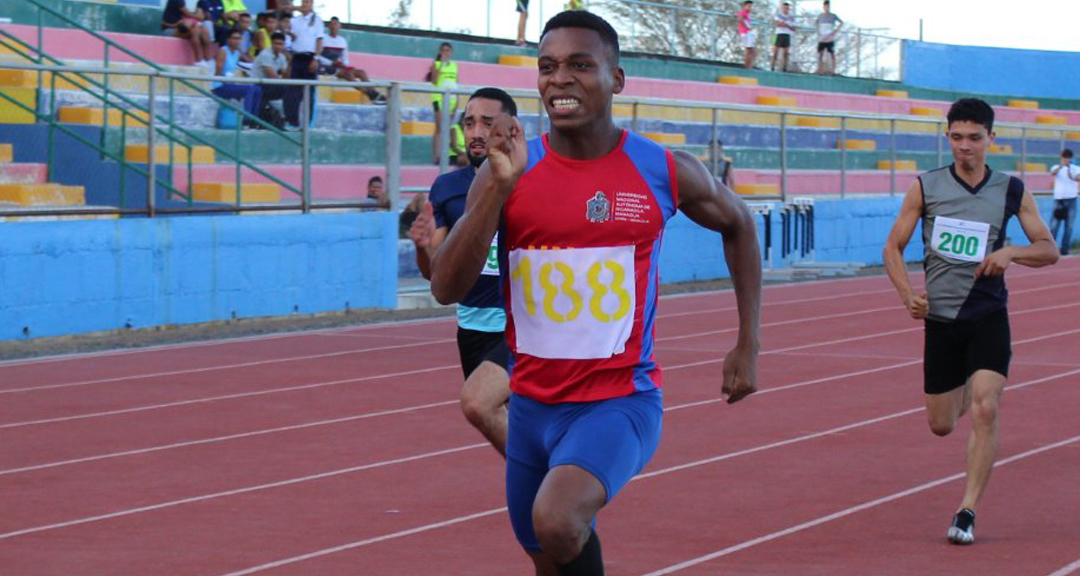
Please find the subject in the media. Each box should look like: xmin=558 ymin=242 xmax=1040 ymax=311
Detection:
xmin=235 ymin=12 xmax=254 ymax=59
xmin=212 ymin=29 xmax=262 ymax=124
xmin=197 ymin=0 xmax=230 ymax=46
xmin=161 ymin=0 xmax=214 ymax=68
xmin=399 ymin=192 xmax=427 ymax=237
xmin=318 ymin=16 xmax=385 ymax=104
xmin=277 ymin=11 xmax=294 ymax=53
xmin=710 ymin=139 xmax=736 ymax=188
xmin=251 ymin=11 xmax=277 ymax=57
xmin=252 ymin=32 xmax=290 ymax=122
xmin=367 ymin=176 xmax=388 ymax=204
xmin=221 ymin=0 xmax=248 ymax=28
xmin=449 ymin=116 xmax=467 ymax=167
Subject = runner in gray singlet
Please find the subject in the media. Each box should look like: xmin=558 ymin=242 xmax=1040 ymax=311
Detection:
xmin=883 ymin=98 xmax=1058 ymax=545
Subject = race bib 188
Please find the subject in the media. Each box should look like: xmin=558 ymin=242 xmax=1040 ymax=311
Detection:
xmin=930 ymin=216 xmax=990 ymax=263
xmin=509 ymin=245 xmax=636 ymax=360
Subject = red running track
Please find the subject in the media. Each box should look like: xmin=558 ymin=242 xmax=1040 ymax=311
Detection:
xmin=1 ymin=260 xmax=1079 ymax=575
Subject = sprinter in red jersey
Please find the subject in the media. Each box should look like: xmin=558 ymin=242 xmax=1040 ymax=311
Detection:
xmin=430 ymin=11 xmax=762 ymax=575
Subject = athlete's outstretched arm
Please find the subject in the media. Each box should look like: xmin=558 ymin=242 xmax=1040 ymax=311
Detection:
xmin=673 ymin=151 xmax=761 ymax=404
xmin=974 ymin=191 xmax=1059 ymax=277
xmin=883 ymin=179 xmax=929 ymax=320
xmin=430 ymin=116 xmax=526 ymax=304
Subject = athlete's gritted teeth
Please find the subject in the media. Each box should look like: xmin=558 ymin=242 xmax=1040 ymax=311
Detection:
xmin=550 ymin=96 xmax=582 ymax=114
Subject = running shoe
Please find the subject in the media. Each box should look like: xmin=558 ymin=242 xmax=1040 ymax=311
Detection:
xmin=947 ymin=508 xmax=976 ymax=545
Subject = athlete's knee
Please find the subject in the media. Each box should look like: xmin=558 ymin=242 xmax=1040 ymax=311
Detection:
xmin=928 ymin=413 xmax=956 ymax=437
xmin=531 ymin=505 xmax=589 ymax=564
xmin=969 ymin=394 xmax=999 ymax=429
xmin=459 ymin=383 xmax=487 ymax=429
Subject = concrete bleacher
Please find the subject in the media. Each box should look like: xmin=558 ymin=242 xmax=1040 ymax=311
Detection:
xmin=0 ymin=6 xmax=1077 ymax=208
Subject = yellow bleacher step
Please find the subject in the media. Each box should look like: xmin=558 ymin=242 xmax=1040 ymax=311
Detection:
xmin=59 ymin=106 xmax=149 ymax=127
xmin=989 ymin=144 xmax=1014 ymax=154
xmin=795 ymin=117 xmax=827 ymax=127
xmin=0 ymin=144 xmax=11 ymax=163
xmin=0 ymin=87 xmax=36 ymax=123
xmin=1017 ymin=162 xmax=1047 ymax=172
xmin=756 ymin=95 xmax=797 ymax=107
xmin=0 ymin=184 xmax=85 ymax=206
xmin=839 ymin=139 xmax=876 ymax=151
xmin=192 ymin=182 xmax=281 ymax=203
xmin=1066 ymin=132 xmax=1080 ymax=141
xmin=642 ymin=133 xmax=686 ymax=145
xmin=330 ymin=89 xmax=372 ymax=104
xmin=876 ymin=90 xmax=909 ymax=98
xmin=1035 ymin=115 xmax=1067 ymax=125
xmin=877 ymin=160 xmax=917 ymax=171
xmin=400 ymin=121 xmax=435 ymax=136
xmin=125 ymin=144 xmax=216 ymax=164
xmin=718 ymin=76 xmax=758 ymax=86
xmin=734 ymin=184 xmax=779 ymax=196
xmin=498 ymin=55 xmax=538 ymax=67
xmin=0 ymin=69 xmax=90 ymax=91
xmin=1007 ymin=99 xmax=1039 ymax=109
xmin=909 ymin=106 xmax=944 ymax=117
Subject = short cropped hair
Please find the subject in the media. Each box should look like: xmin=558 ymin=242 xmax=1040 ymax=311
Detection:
xmin=541 ymin=10 xmax=620 ymax=65
xmin=1064 ymin=149 xmax=1075 ymax=159
xmin=947 ymin=98 xmax=995 ymax=132
xmin=368 ymin=176 xmax=383 ymax=185
xmin=468 ymin=87 xmax=518 ymax=117
xmin=270 ymin=32 xmax=285 ymax=42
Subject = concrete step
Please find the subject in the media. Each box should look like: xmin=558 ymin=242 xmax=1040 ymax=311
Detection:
xmin=0 ymin=162 xmax=47 ymax=184
xmin=124 ymin=144 xmax=215 ymax=164
xmin=0 ymin=143 xmax=11 ymax=163
xmin=0 ymin=183 xmax=84 ymax=206
xmin=192 ymin=182 xmax=281 ymax=203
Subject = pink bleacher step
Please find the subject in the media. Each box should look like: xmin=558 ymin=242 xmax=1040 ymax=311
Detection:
xmin=172 ymin=165 xmax=441 ymax=200
xmin=12 ymin=22 xmax=1080 ymax=126
xmin=0 ymin=163 xmax=47 ymax=185
xmin=739 ymin=170 xmax=1053 ymax=196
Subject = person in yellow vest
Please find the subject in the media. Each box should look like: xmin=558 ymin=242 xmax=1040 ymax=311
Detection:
xmin=429 ymin=41 xmax=459 ymax=164
xmin=449 ymin=115 xmax=468 ymax=167
xmin=564 ymin=0 xmax=587 ymax=10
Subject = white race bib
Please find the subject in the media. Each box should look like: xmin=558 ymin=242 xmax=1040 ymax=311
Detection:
xmin=931 ymin=216 xmax=990 ymax=263
xmin=481 ymin=233 xmax=500 ymax=276
xmin=509 ymin=246 xmax=636 ymax=360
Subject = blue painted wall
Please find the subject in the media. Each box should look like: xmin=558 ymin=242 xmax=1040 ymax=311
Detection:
xmin=903 ymin=40 xmax=1080 ymax=100
xmin=0 ymin=212 xmax=398 ymax=340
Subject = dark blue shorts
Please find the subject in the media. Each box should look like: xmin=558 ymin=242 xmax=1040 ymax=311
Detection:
xmin=505 ymin=389 xmax=663 ymax=552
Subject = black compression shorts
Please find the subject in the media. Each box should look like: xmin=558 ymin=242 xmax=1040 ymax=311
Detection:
xmin=923 ymin=308 xmax=1011 ymax=395
xmin=456 ymin=327 xmax=511 ymax=379
xmin=774 ymin=34 xmax=791 ymax=48
xmin=817 ymin=41 xmax=835 ymax=53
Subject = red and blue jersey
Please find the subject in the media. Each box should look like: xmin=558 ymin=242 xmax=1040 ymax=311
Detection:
xmin=499 ymin=130 xmax=679 ymax=403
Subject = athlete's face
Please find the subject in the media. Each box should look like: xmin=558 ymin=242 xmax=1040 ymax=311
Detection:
xmin=537 ymin=27 xmax=624 ymax=132
xmin=462 ymin=97 xmax=507 ymax=167
xmin=947 ymin=120 xmax=994 ymax=171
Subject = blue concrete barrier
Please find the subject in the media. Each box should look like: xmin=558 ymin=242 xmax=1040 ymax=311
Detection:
xmin=0 ymin=212 xmax=398 ymax=340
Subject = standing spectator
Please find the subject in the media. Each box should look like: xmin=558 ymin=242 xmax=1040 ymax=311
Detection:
xmin=318 ymin=16 xmax=387 ymax=104
xmin=212 ymin=29 xmax=262 ymax=122
xmin=771 ymin=1 xmax=794 ymax=72
xmin=284 ymin=0 xmax=323 ymax=131
xmin=161 ymin=0 xmax=215 ymax=69
xmin=429 ymin=42 xmax=458 ymax=164
xmin=816 ymin=0 xmax=843 ymax=75
xmin=367 ymin=176 xmax=388 ymax=204
xmin=1050 ymin=149 xmax=1080 ymax=255
xmin=737 ymin=1 xmax=756 ymax=69
xmin=515 ymin=0 xmax=529 ymax=46
xmin=711 ymin=139 xmax=736 ymax=188
xmin=564 ymin=0 xmax=587 ymax=9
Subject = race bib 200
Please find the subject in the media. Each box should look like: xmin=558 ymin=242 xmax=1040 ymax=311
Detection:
xmin=509 ymin=245 xmax=636 ymax=360
xmin=931 ymin=216 xmax=990 ymax=263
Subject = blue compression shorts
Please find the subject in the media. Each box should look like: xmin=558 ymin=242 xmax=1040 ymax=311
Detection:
xmin=505 ymin=389 xmax=663 ymax=552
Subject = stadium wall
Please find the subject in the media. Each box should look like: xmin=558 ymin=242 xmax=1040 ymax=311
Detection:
xmin=902 ymin=40 xmax=1080 ymax=100
xmin=0 ymin=212 xmax=398 ymax=340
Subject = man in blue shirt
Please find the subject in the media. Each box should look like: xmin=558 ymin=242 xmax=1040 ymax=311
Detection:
xmin=409 ymin=87 xmax=518 ymax=455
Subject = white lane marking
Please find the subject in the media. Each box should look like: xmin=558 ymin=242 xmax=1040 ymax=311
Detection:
xmin=1046 ymin=558 xmax=1080 ymax=576
xmin=640 ymin=433 xmax=1080 ymax=575
xmin=208 ymin=367 xmax=1080 ymax=576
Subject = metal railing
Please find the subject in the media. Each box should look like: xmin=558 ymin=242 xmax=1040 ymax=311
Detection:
xmin=1 ymin=62 xmax=1071 ymax=219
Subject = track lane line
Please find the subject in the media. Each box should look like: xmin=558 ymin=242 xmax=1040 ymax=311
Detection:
xmin=1047 ymin=558 xmax=1080 ymax=576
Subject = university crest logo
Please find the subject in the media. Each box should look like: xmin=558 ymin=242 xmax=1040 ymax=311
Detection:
xmin=585 ymin=191 xmax=611 ymax=223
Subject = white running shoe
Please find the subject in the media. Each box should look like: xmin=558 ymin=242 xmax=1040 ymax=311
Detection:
xmin=947 ymin=508 xmax=976 ymax=545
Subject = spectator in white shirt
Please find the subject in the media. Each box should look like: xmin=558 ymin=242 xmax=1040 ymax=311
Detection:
xmin=283 ymin=0 xmax=323 ymax=130
xmin=1050 ymin=148 xmax=1080 ymax=254
xmin=318 ymin=16 xmax=386 ymax=104
xmin=771 ymin=2 xmax=795 ymax=72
